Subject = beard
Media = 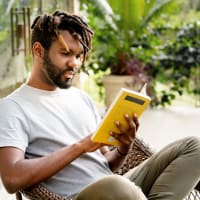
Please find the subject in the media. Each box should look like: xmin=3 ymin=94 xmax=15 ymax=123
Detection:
xmin=42 ymin=51 xmax=76 ymax=89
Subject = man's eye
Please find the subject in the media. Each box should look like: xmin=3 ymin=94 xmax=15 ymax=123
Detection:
xmin=76 ymin=54 xmax=83 ymax=59
xmin=61 ymin=52 xmax=70 ymax=56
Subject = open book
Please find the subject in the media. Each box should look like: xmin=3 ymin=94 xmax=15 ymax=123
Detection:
xmin=91 ymin=85 xmax=151 ymax=146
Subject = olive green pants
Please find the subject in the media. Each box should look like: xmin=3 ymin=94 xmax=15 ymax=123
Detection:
xmin=74 ymin=136 xmax=200 ymax=200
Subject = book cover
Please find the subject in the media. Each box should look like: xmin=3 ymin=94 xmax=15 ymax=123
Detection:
xmin=91 ymin=86 xmax=151 ymax=146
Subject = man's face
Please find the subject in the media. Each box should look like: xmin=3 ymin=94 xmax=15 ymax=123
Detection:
xmin=41 ymin=31 xmax=83 ymax=89
xmin=43 ymin=50 xmax=73 ymax=89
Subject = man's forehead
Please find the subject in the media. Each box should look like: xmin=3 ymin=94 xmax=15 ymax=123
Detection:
xmin=57 ymin=30 xmax=83 ymax=53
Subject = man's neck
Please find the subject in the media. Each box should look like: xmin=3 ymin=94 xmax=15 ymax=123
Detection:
xmin=27 ymin=75 xmax=57 ymax=91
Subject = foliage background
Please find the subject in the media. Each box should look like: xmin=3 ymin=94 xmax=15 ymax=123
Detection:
xmin=0 ymin=0 xmax=199 ymax=107
xmin=80 ymin=0 xmax=200 ymax=107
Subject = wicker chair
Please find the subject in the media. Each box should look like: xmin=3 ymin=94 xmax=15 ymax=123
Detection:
xmin=16 ymin=137 xmax=200 ymax=200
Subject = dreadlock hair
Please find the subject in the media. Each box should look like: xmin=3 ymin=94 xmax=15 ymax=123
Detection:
xmin=31 ymin=10 xmax=94 ymax=62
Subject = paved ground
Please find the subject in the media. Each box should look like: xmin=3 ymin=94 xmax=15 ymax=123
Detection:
xmin=138 ymin=106 xmax=200 ymax=151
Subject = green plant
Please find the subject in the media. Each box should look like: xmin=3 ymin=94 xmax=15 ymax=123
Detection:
xmin=148 ymin=21 xmax=200 ymax=106
xmin=81 ymin=0 xmax=176 ymax=74
xmin=80 ymin=0 xmax=175 ymax=103
xmin=80 ymin=0 xmax=200 ymax=107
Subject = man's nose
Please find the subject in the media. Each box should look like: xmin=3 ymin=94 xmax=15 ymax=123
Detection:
xmin=67 ymin=55 xmax=80 ymax=69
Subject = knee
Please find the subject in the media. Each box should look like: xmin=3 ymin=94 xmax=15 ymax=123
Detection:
xmin=76 ymin=175 xmax=147 ymax=200
xmin=191 ymin=136 xmax=200 ymax=146
xmin=185 ymin=136 xmax=200 ymax=151
xmin=183 ymin=136 xmax=200 ymax=157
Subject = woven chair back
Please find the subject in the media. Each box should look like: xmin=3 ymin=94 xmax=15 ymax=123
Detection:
xmin=16 ymin=138 xmax=200 ymax=200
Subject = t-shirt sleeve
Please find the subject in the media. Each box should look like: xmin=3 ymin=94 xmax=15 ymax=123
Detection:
xmin=0 ymin=98 xmax=29 ymax=152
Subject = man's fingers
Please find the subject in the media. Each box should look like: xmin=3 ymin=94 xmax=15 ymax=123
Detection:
xmin=114 ymin=120 xmax=126 ymax=133
xmin=109 ymin=131 xmax=131 ymax=145
xmin=132 ymin=113 xmax=140 ymax=130
xmin=124 ymin=114 xmax=137 ymax=131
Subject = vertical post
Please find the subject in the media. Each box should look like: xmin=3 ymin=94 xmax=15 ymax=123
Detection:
xmin=38 ymin=0 xmax=43 ymax=14
xmin=74 ymin=0 xmax=80 ymax=14
xmin=23 ymin=7 xmax=27 ymax=56
xmin=15 ymin=8 xmax=19 ymax=55
xmin=10 ymin=7 xmax=31 ymax=57
xmin=27 ymin=7 xmax=31 ymax=55
xmin=66 ymin=0 xmax=74 ymax=13
xmin=66 ymin=0 xmax=80 ymax=14
xmin=10 ymin=8 xmax=15 ymax=56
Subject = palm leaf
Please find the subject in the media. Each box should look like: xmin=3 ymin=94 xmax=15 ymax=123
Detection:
xmin=141 ymin=0 xmax=176 ymax=27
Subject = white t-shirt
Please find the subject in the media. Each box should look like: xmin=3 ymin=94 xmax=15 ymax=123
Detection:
xmin=0 ymin=84 xmax=112 ymax=196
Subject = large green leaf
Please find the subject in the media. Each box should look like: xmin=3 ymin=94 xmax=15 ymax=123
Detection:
xmin=142 ymin=0 xmax=176 ymax=27
xmin=98 ymin=0 xmax=176 ymax=40
xmin=107 ymin=0 xmax=146 ymax=30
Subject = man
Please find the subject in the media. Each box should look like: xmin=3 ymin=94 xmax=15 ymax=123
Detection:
xmin=0 ymin=11 xmax=199 ymax=200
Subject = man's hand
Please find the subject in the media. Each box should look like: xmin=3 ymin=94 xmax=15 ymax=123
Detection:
xmin=78 ymin=135 xmax=105 ymax=153
xmin=110 ymin=113 xmax=139 ymax=154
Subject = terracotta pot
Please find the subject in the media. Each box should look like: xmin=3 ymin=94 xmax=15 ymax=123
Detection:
xmin=102 ymin=75 xmax=144 ymax=107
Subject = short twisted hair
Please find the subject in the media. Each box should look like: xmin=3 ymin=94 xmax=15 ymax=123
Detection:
xmin=31 ymin=10 xmax=93 ymax=61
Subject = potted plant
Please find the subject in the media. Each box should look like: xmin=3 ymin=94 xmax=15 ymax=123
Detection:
xmin=102 ymin=52 xmax=151 ymax=106
xmin=80 ymin=0 xmax=177 ymax=107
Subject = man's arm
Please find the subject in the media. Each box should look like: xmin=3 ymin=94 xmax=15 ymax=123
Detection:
xmin=100 ymin=146 xmax=130 ymax=172
xmin=0 ymin=135 xmax=103 ymax=194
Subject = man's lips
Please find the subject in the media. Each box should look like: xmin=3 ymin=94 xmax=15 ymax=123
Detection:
xmin=63 ymin=71 xmax=76 ymax=79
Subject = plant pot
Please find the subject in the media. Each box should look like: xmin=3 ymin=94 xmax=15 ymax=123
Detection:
xmin=102 ymin=75 xmax=144 ymax=107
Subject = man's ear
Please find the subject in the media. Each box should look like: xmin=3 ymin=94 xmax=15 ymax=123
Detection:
xmin=32 ymin=42 xmax=44 ymax=58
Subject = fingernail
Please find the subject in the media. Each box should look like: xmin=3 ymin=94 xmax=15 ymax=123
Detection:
xmin=115 ymin=121 xmax=120 ymax=125
xmin=109 ymin=131 xmax=113 ymax=135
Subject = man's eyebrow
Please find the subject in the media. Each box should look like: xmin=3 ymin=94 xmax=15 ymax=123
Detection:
xmin=60 ymin=47 xmax=83 ymax=56
xmin=59 ymin=46 xmax=82 ymax=53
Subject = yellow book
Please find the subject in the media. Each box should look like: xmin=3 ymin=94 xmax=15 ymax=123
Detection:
xmin=91 ymin=85 xmax=151 ymax=146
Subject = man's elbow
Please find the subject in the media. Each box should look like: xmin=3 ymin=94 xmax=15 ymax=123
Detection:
xmin=2 ymin=175 xmax=22 ymax=194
